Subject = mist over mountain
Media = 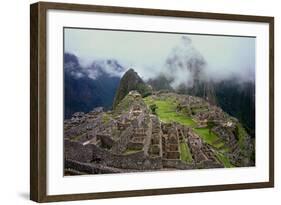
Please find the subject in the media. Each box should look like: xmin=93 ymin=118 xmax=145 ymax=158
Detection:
xmin=146 ymin=74 xmax=174 ymax=92
xmin=164 ymin=36 xmax=206 ymax=89
xmin=143 ymin=37 xmax=255 ymax=136
xmin=65 ymin=28 xmax=255 ymax=85
xmin=64 ymin=50 xmax=255 ymax=136
xmin=64 ymin=30 xmax=255 ymax=137
xmin=64 ymin=53 xmax=123 ymax=119
xmin=64 ymin=53 xmax=125 ymax=80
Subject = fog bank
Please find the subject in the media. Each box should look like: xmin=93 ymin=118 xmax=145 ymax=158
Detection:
xmin=65 ymin=28 xmax=255 ymax=86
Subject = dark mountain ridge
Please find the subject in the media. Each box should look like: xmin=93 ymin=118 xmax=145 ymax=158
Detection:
xmin=64 ymin=53 xmax=123 ymax=119
xmin=112 ymin=69 xmax=152 ymax=109
xmin=64 ymin=53 xmax=255 ymax=138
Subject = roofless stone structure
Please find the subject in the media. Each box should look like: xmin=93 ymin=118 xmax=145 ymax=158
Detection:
xmin=64 ymin=91 xmax=254 ymax=175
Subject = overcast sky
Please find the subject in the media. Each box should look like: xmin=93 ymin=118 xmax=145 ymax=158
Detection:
xmin=64 ymin=28 xmax=255 ymax=84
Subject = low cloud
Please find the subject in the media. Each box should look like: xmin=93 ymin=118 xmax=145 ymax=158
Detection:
xmin=65 ymin=28 xmax=255 ymax=87
xmin=164 ymin=36 xmax=206 ymax=89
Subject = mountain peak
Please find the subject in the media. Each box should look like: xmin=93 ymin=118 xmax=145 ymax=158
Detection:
xmin=126 ymin=68 xmax=135 ymax=73
xmin=122 ymin=68 xmax=141 ymax=80
xmin=112 ymin=68 xmax=152 ymax=109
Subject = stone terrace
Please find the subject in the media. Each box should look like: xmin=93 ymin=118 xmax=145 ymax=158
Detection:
xmin=63 ymin=91 xmax=236 ymax=174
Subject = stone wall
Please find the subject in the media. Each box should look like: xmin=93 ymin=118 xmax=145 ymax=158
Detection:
xmin=65 ymin=139 xmax=162 ymax=170
xmin=162 ymin=159 xmax=194 ymax=169
xmin=106 ymin=153 xmax=162 ymax=170
xmin=111 ymin=126 xmax=133 ymax=154
xmin=65 ymin=159 xmax=124 ymax=174
xmin=64 ymin=139 xmax=93 ymax=163
xmin=196 ymin=160 xmax=224 ymax=169
xmin=97 ymin=134 xmax=114 ymax=149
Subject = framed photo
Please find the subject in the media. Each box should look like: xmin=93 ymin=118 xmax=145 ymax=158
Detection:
xmin=30 ymin=1 xmax=274 ymax=202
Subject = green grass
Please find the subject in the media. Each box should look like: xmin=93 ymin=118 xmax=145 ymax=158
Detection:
xmin=144 ymin=96 xmax=233 ymax=168
xmin=237 ymin=123 xmax=247 ymax=149
xmin=144 ymin=97 xmax=196 ymax=127
xmin=179 ymin=142 xmax=193 ymax=163
xmin=215 ymin=152 xmax=234 ymax=168
xmin=216 ymin=145 xmax=230 ymax=153
xmin=213 ymin=142 xmax=225 ymax=149
xmin=193 ymin=128 xmax=223 ymax=149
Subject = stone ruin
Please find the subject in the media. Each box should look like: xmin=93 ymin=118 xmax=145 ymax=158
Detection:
xmin=64 ymin=91 xmax=252 ymax=175
xmin=187 ymin=131 xmax=221 ymax=167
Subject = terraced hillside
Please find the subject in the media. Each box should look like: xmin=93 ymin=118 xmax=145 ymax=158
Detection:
xmin=144 ymin=92 xmax=254 ymax=168
xmin=64 ymin=90 xmax=254 ymax=175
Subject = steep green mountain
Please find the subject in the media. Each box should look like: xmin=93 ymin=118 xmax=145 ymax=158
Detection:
xmin=113 ymin=69 xmax=152 ymax=109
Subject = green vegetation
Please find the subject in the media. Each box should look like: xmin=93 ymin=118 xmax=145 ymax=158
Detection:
xmin=102 ymin=113 xmax=111 ymax=123
xmin=207 ymin=120 xmax=216 ymax=134
xmin=113 ymin=69 xmax=152 ymax=108
xmin=193 ymin=128 xmax=223 ymax=149
xmin=149 ymin=104 xmax=158 ymax=115
xmin=236 ymin=123 xmax=247 ymax=149
xmin=144 ymin=97 xmax=196 ymax=127
xmin=144 ymin=96 xmax=225 ymax=149
xmin=215 ymin=152 xmax=234 ymax=168
xmin=179 ymin=142 xmax=193 ymax=163
xmin=144 ymin=95 xmax=235 ymax=168
xmin=136 ymin=83 xmax=152 ymax=98
xmin=114 ymin=94 xmax=135 ymax=113
xmin=180 ymin=107 xmax=191 ymax=116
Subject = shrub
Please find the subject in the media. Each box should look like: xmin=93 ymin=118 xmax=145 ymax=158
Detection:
xmin=149 ymin=104 xmax=158 ymax=115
